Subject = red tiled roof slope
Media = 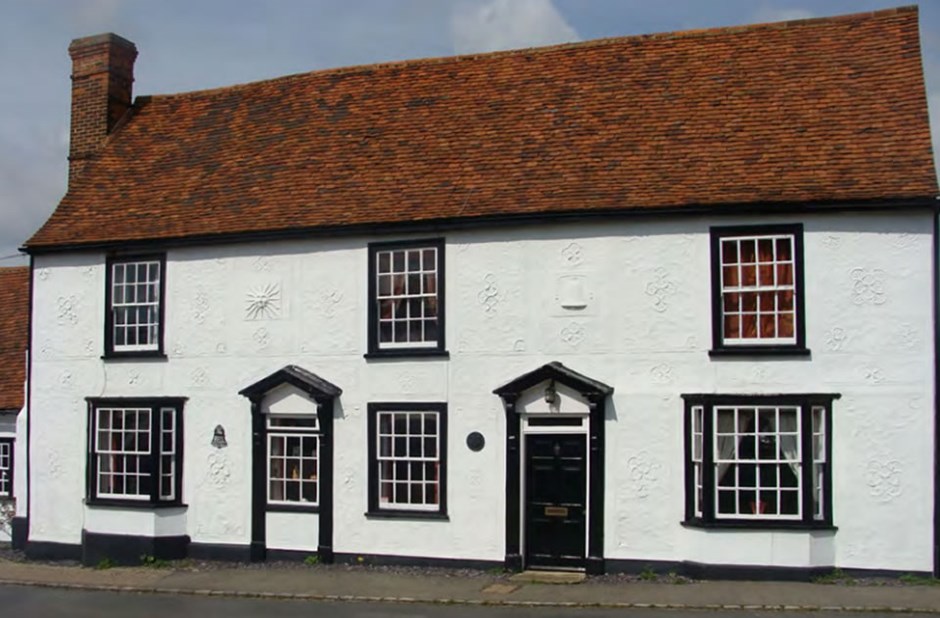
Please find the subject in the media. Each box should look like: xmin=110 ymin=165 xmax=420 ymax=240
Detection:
xmin=26 ymin=7 xmax=937 ymax=249
xmin=0 ymin=267 xmax=28 ymax=410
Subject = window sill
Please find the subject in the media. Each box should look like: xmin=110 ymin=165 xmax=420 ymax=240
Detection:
xmin=681 ymin=518 xmax=836 ymax=532
xmin=266 ymin=504 xmax=320 ymax=514
xmin=365 ymin=510 xmax=449 ymax=521
xmin=85 ymin=498 xmax=187 ymax=510
xmin=101 ymin=351 xmax=168 ymax=361
xmin=364 ymin=349 xmax=450 ymax=360
xmin=708 ymin=346 xmax=811 ymax=358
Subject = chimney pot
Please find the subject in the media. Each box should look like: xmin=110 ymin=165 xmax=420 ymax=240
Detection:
xmin=68 ymin=33 xmax=137 ymax=183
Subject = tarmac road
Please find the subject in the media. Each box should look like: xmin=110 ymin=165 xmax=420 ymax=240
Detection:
xmin=0 ymin=585 xmax=930 ymax=618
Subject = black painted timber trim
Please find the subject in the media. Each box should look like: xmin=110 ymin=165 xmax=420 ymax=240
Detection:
xmin=24 ymin=541 xmax=82 ymax=562
xmin=366 ymin=402 xmax=448 ymax=518
xmin=249 ymin=399 xmax=266 ymax=562
xmin=496 ymin=364 xmax=610 ymax=573
xmin=332 ymin=551 xmax=501 ymax=570
xmin=709 ymin=223 xmax=807 ymax=355
xmin=21 ymin=197 xmax=938 ymax=255
xmin=366 ymin=238 xmax=447 ymax=357
xmin=103 ymin=253 xmax=167 ymax=358
xmin=241 ymin=370 xmax=339 ymax=564
xmin=24 ymin=257 xmax=33 ymax=550
xmin=81 ymin=531 xmax=189 ymax=566
xmin=188 ymin=542 xmax=251 ymax=562
xmin=604 ymin=558 xmax=932 ymax=582
xmin=10 ymin=516 xmax=27 ymax=550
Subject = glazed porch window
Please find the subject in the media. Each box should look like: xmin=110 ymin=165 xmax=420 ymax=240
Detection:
xmin=719 ymin=234 xmax=796 ymax=344
xmin=375 ymin=246 xmax=439 ymax=348
xmin=376 ymin=410 xmax=440 ymax=511
xmin=267 ymin=416 xmax=319 ymax=506
xmin=0 ymin=439 xmax=11 ymax=497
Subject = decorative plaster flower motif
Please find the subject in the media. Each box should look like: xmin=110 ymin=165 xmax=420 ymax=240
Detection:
xmin=627 ymin=453 xmax=662 ymax=499
xmin=560 ymin=322 xmax=585 ymax=347
xmin=850 ymin=268 xmax=886 ymax=305
xmin=253 ymin=327 xmax=271 ymax=349
xmin=192 ymin=290 xmax=210 ymax=324
xmin=561 ymin=242 xmax=584 ymax=266
xmin=866 ymin=459 xmax=902 ymax=502
xmin=245 ymin=283 xmax=281 ymax=320
xmin=320 ymin=289 xmax=343 ymax=318
xmin=825 ymin=327 xmax=847 ymax=351
xmin=645 ymin=267 xmax=676 ymax=313
xmin=477 ymin=274 xmax=500 ymax=315
xmin=649 ymin=364 xmax=673 ymax=384
xmin=56 ymin=296 xmax=78 ymax=325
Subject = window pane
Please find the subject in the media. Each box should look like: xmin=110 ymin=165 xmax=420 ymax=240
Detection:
xmin=709 ymin=404 xmax=809 ymax=521
xmin=717 ymin=232 xmax=798 ymax=345
xmin=373 ymin=410 xmax=441 ymax=511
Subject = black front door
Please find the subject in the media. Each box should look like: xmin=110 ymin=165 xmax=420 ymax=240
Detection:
xmin=524 ymin=434 xmax=587 ymax=569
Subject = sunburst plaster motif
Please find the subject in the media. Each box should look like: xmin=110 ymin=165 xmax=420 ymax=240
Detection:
xmin=245 ymin=282 xmax=281 ymax=320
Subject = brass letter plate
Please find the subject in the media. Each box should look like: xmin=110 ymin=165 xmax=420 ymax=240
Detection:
xmin=545 ymin=506 xmax=568 ymax=518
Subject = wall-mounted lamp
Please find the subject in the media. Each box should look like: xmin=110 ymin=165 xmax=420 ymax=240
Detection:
xmin=544 ymin=380 xmax=558 ymax=406
xmin=212 ymin=425 xmax=227 ymax=449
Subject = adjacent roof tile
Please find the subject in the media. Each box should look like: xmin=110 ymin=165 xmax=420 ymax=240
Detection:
xmin=0 ymin=267 xmax=28 ymax=410
xmin=26 ymin=6 xmax=937 ymax=249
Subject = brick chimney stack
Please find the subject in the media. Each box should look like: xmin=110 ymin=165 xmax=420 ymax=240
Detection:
xmin=67 ymin=33 xmax=137 ymax=182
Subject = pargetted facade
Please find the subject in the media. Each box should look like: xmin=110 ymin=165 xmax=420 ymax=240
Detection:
xmin=14 ymin=6 xmax=940 ymax=577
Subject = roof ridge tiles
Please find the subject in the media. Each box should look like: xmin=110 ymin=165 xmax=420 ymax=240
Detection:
xmin=139 ymin=5 xmax=918 ymax=103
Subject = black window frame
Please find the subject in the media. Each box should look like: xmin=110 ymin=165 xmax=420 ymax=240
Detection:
xmin=86 ymin=397 xmax=185 ymax=508
xmin=104 ymin=253 xmax=168 ymax=359
xmin=366 ymin=402 xmax=448 ymax=519
xmin=365 ymin=238 xmax=448 ymax=359
xmin=709 ymin=224 xmax=809 ymax=357
xmin=682 ymin=393 xmax=837 ymax=530
xmin=0 ymin=437 xmax=13 ymax=499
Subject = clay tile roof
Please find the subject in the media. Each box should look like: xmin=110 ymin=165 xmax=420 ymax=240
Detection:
xmin=25 ymin=6 xmax=937 ymax=250
xmin=0 ymin=267 xmax=29 ymax=411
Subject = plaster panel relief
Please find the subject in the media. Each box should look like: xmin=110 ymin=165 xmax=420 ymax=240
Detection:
xmin=560 ymin=322 xmax=585 ymax=348
xmin=555 ymin=275 xmax=594 ymax=311
xmin=561 ymin=242 xmax=584 ymax=267
xmin=37 ymin=267 xmax=50 ymax=281
xmin=645 ymin=267 xmax=676 ymax=313
xmin=56 ymin=295 xmax=79 ymax=325
xmin=477 ymin=274 xmax=501 ymax=315
xmin=896 ymin=323 xmax=918 ymax=351
xmin=850 ymin=268 xmax=886 ymax=305
xmin=625 ymin=452 xmax=663 ymax=499
xmin=252 ymin=326 xmax=271 ymax=349
xmin=649 ymin=363 xmax=673 ymax=385
xmin=245 ymin=282 xmax=282 ymax=320
xmin=206 ymin=451 xmax=232 ymax=488
xmin=316 ymin=289 xmax=344 ymax=318
xmin=190 ymin=367 xmax=210 ymax=388
xmin=191 ymin=288 xmax=210 ymax=325
xmin=252 ymin=255 xmax=272 ymax=272
xmin=863 ymin=367 xmax=885 ymax=385
xmin=824 ymin=327 xmax=848 ymax=351
xmin=866 ymin=458 xmax=903 ymax=503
